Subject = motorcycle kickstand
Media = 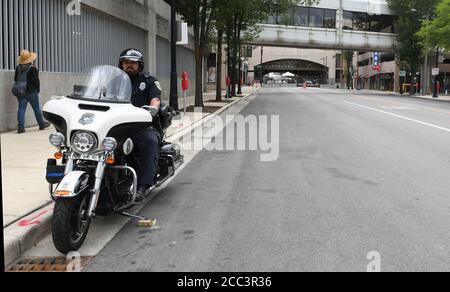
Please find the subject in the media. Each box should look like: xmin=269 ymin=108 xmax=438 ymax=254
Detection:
xmin=118 ymin=211 xmax=157 ymax=228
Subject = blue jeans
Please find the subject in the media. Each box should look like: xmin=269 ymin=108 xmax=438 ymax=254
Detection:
xmin=17 ymin=92 xmax=45 ymax=129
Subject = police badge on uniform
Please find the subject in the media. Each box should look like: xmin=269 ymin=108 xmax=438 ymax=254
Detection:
xmin=139 ymin=82 xmax=147 ymax=91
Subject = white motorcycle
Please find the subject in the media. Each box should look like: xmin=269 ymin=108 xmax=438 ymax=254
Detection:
xmin=42 ymin=65 xmax=183 ymax=254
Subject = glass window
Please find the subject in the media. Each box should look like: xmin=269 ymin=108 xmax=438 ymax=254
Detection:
xmin=309 ymin=8 xmax=324 ymax=28
xmin=343 ymin=11 xmax=353 ymax=30
xmin=278 ymin=9 xmax=294 ymax=26
xmin=266 ymin=14 xmax=279 ymax=25
xmin=294 ymin=6 xmax=309 ymax=27
xmin=369 ymin=15 xmax=394 ymax=33
xmin=336 ymin=54 xmax=342 ymax=69
xmin=353 ymin=12 xmax=368 ymax=31
xmin=324 ymin=9 xmax=336 ymax=28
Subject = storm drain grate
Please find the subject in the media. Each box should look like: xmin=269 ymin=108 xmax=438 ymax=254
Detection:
xmin=6 ymin=257 xmax=92 ymax=272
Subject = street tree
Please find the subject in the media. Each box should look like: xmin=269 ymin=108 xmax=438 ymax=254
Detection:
xmin=417 ymin=0 xmax=450 ymax=51
xmin=220 ymin=0 xmax=319 ymax=97
xmin=387 ymin=0 xmax=440 ymax=94
xmin=177 ymin=0 xmax=219 ymax=107
xmin=178 ymin=0 xmax=320 ymax=106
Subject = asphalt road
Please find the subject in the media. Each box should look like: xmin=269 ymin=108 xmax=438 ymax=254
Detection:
xmin=85 ymin=87 xmax=450 ymax=272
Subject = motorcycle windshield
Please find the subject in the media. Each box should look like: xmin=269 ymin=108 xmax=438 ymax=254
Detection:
xmin=71 ymin=65 xmax=132 ymax=103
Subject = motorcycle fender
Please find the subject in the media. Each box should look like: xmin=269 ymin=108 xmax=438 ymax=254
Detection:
xmin=53 ymin=171 xmax=90 ymax=198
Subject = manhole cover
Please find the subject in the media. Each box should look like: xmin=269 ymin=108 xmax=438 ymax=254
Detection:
xmin=6 ymin=257 xmax=92 ymax=272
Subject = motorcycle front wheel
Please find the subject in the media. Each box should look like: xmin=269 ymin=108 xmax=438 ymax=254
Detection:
xmin=52 ymin=194 xmax=92 ymax=254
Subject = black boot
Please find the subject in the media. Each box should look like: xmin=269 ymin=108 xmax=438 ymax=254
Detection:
xmin=135 ymin=185 xmax=151 ymax=204
xmin=18 ymin=128 xmax=26 ymax=134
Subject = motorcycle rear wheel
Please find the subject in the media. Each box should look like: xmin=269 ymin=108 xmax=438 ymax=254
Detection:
xmin=52 ymin=195 xmax=91 ymax=254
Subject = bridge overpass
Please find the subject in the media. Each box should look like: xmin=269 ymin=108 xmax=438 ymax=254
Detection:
xmin=249 ymin=24 xmax=396 ymax=52
xmin=247 ymin=0 xmax=397 ymax=52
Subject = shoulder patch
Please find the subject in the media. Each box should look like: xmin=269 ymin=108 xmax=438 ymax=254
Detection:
xmin=154 ymin=81 xmax=162 ymax=91
xmin=143 ymin=72 xmax=154 ymax=79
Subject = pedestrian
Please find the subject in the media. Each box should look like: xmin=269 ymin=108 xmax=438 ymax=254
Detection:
xmin=13 ymin=49 xmax=50 ymax=134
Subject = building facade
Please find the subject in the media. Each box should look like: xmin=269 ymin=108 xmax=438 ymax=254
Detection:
xmin=0 ymin=0 xmax=196 ymax=133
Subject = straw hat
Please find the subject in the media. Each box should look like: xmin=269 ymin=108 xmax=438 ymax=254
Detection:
xmin=18 ymin=49 xmax=37 ymax=65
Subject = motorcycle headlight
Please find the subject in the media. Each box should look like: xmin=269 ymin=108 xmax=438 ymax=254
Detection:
xmin=49 ymin=133 xmax=65 ymax=147
xmin=102 ymin=137 xmax=118 ymax=152
xmin=71 ymin=131 xmax=98 ymax=154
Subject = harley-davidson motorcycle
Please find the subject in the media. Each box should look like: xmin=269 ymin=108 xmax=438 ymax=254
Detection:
xmin=42 ymin=65 xmax=183 ymax=254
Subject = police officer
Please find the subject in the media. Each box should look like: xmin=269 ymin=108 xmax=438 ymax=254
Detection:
xmin=119 ymin=48 xmax=162 ymax=203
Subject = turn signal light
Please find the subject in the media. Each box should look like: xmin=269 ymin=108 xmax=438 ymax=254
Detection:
xmin=54 ymin=152 xmax=63 ymax=160
xmin=55 ymin=190 xmax=71 ymax=197
xmin=106 ymin=156 xmax=115 ymax=165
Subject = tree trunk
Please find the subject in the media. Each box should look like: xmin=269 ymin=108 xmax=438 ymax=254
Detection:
xmin=216 ymin=29 xmax=224 ymax=102
xmin=237 ymin=24 xmax=242 ymax=95
xmin=194 ymin=25 xmax=204 ymax=108
xmin=226 ymin=28 xmax=232 ymax=98
xmin=231 ymin=16 xmax=238 ymax=96
xmin=195 ymin=45 xmax=204 ymax=107
xmin=409 ymin=61 xmax=416 ymax=95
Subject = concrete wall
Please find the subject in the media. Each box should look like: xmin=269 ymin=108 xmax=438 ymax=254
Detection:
xmin=0 ymin=71 xmax=195 ymax=133
xmin=0 ymin=71 xmax=85 ymax=132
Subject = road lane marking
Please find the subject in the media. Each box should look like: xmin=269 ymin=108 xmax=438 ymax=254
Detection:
xmin=348 ymin=94 xmax=450 ymax=116
xmin=379 ymin=106 xmax=419 ymax=111
xmin=344 ymin=101 xmax=450 ymax=133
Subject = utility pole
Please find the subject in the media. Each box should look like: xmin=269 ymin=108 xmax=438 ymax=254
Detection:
xmin=169 ymin=0 xmax=179 ymax=112
xmin=433 ymin=47 xmax=439 ymax=98
xmin=261 ymin=46 xmax=264 ymax=86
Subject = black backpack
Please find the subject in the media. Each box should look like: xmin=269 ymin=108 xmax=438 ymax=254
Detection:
xmin=12 ymin=65 xmax=31 ymax=98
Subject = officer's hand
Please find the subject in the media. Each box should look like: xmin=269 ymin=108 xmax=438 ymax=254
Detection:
xmin=142 ymin=105 xmax=159 ymax=118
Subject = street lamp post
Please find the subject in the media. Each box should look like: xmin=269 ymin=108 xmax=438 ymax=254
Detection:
xmin=433 ymin=47 xmax=439 ymax=98
xmin=261 ymin=46 xmax=264 ymax=87
xmin=169 ymin=0 xmax=179 ymax=112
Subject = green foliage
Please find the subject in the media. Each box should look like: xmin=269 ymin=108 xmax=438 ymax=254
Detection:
xmin=417 ymin=0 xmax=450 ymax=51
xmin=387 ymin=0 xmax=440 ymax=72
xmin=175 ymin=0 xmax=320 ymax=101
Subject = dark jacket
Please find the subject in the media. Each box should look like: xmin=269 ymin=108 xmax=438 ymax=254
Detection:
xmin=130 ymin=71 xmax=163 ymax=134
xmin=14 ymin=65 xmax=40 ymax=94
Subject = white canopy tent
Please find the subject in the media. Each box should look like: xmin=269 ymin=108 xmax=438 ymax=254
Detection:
xmin=281 ymin=72 xmax=295 ymax=77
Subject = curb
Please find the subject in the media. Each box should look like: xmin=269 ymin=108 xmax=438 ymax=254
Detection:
xmin=3 ymin=89 xmax=258 ymax=267
xmin=400 ymin=94 xmax=450 ymax=103
xmin=4 ymin=203 xmax=54 ymax=267
xmin=350 ymin=89 xmax=450 ymax=103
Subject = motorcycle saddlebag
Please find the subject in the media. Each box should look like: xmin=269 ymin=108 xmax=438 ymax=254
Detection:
xmin=46 ymin=159 xmax=66 ymax=184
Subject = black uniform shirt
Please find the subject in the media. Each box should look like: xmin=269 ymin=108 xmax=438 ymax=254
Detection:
xmin=130 ymin=71 xmax=162 ymax=108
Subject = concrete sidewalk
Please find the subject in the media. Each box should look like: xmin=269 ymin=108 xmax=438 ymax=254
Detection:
xmin=1 ymin=87 xmax=255 ymax=227
xmin=335 ymin=88 xmax=450 ymax=102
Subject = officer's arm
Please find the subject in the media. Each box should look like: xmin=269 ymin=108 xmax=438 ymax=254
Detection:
xmin=149 ymin=80 xmax=162 ymax=110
